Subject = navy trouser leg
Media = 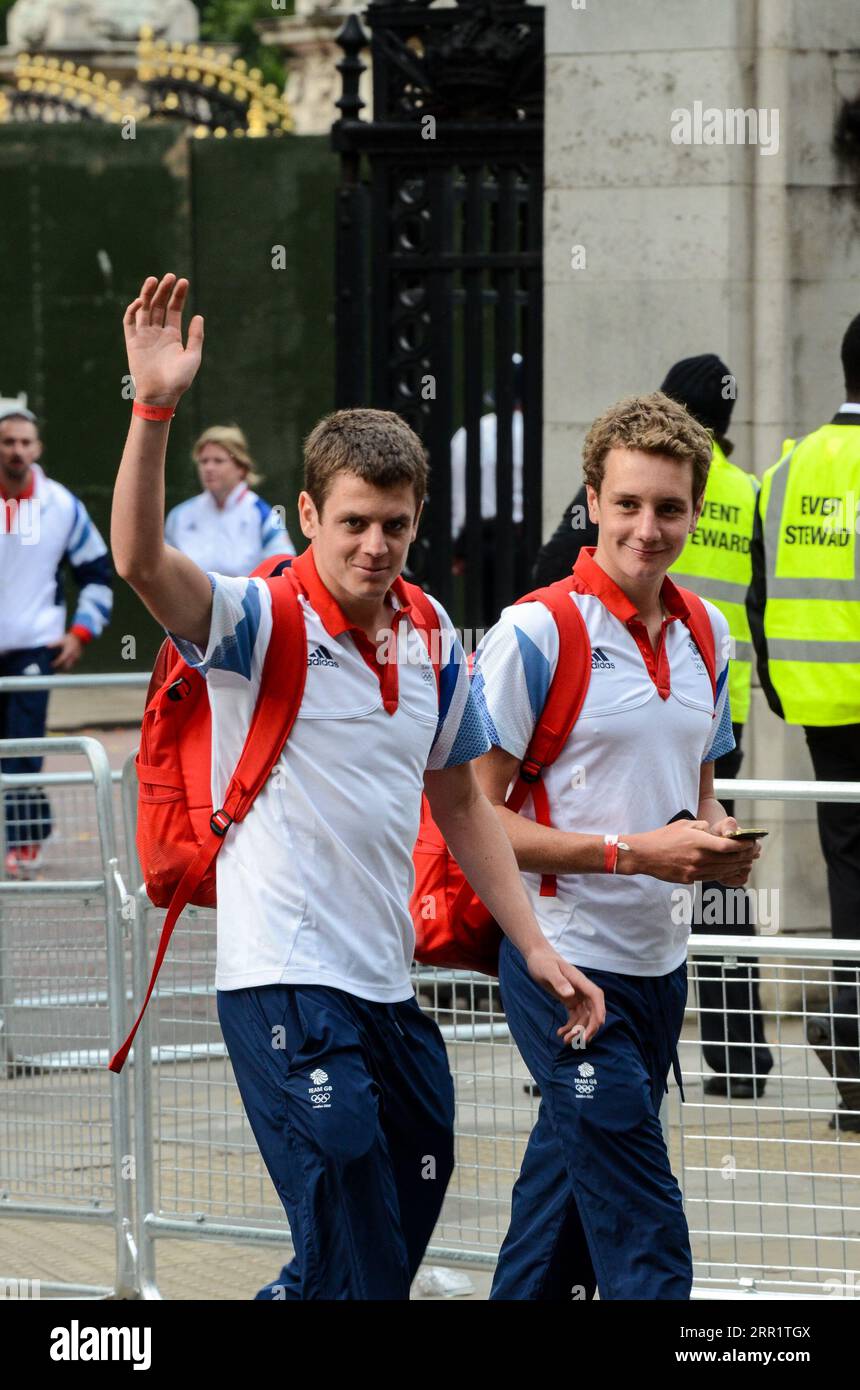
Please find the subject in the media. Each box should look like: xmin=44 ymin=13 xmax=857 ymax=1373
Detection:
xmin=493 ymin=939 xmax=692 ymax=1301
xmin=490 ymin=1100 xmax=597 ymax=1301
xmin=0 ymin=646 xmax=54 ymax=846
xmin=377 ymin=996 xmax=457 ymax=1278
xmin=216 ymin=985 xmax=454 ymax=1300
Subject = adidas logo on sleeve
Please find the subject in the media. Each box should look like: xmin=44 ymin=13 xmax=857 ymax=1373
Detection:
xmin=307 ymin=644 xmax=340 ymax=668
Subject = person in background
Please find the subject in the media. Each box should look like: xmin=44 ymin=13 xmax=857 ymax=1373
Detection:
xmin=748 ymin=312 xmax=860 ymax=1133
xmin=450 ymin=354 xmax=528 ymax=623
xmin=164 ymin=424 xmax=295 ymax=576
xmin=533 ymin=356 xmax=773 ymax=1100
xmin=0 ymin=402 xmax=113 ymax=877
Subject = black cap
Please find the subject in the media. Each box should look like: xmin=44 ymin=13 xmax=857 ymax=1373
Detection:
xmin=659 ymin=354 xmax=735 ymax=437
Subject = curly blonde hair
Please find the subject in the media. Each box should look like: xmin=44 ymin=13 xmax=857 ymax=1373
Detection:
xmin=582 ymin=392 xmax=713 ymax=502
xmin=192 ymin=424 xmax=262 ymax=489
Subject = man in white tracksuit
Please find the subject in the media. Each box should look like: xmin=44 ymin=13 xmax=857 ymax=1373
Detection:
xmin=0 ymin=403 xmax=112 ymax=876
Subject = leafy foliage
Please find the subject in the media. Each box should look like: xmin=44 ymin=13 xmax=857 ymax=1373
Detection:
xmin=193 ymin=0 xmax=292 ymax=90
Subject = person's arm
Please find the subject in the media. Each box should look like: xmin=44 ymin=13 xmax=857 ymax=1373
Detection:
xmin=66 ymin=498 xmax=113 ymax=639
xmin=50 ymin=497 xmax=114 ymax=671
xmin=746 ymin=473 xmax=786 ymax=718
xmin=111 ymin=273 xmax=213 ymax=648
xmin=423 ymin=762 xmax=605 ymax=1044
xmin=473 ymin=743 xmax=758 ymax=884
xmin=695 ymin=763 xmax=760 ymax=885
xmin=694 ymin=640 xmax=762 ymax=884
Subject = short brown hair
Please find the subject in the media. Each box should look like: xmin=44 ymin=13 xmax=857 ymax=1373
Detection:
xmin=582 ymin=392 xmax=713 ymax=503
xmin=304 ymin=408 xmax=428 ymax=514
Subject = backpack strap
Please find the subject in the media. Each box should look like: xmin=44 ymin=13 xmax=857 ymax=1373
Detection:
xmin=400 ymin=581 xmax=443 ymax=693
xmin=676 ymin=588 xmax=717 ymax=702
xmin=109 ymin=571 xmax=307 ymax=1074
xmin=505 ymin=578 xmax=592 ymax=897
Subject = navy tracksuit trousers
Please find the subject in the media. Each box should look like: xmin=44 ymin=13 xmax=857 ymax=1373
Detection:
xmin=0 ymin=645 xmax=55 ymax=846
xmin=491 ymin=938 xmax=693 ymax=1301
xmin=216 ymin=983 xmax=455 ymax=1300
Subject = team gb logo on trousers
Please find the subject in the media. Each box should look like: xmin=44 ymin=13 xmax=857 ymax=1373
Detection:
xmin=308 ymin=1068 xmax=333 ymax=1107
xmin=575 ymin=1061 xmax=597 ymax=1098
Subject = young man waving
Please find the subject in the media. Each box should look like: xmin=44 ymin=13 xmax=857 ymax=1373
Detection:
xmin=472 ymin=393 xmax=760 ymax=1301
xmin=111 ymin=273 xmax=604 ymax=1301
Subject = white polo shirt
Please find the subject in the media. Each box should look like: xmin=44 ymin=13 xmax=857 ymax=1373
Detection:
xmin=169 ymin=547 xmax=489 ymax=1001
xmin=165 ymin=482 xmax=295 ymax=577
xmin=472 ymin=548 xmax=735 ymax=977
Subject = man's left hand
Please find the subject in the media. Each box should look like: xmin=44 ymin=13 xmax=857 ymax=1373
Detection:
xmin=524 ymin=945 xmax=606 ymax=1046
xmin=708 ymin=815 xmax=762 ymax=885
xmin=49 ymin=632 xmax=85 ymax=672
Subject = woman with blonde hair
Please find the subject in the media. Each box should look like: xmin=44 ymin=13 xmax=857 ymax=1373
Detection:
xmin=165 ymin=424 xmax=295 ymax=576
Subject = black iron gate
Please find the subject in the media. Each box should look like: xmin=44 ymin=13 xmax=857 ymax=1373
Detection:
xmin=333 ymin=0 xmax=544 ymax=627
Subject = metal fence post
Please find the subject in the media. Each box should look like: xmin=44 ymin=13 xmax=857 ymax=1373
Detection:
xmin=0 ymin=735 xmax=139 ymax=1299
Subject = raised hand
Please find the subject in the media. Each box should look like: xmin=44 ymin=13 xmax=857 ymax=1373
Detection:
xmin=123 ymin=274 xmax=204 ymax=409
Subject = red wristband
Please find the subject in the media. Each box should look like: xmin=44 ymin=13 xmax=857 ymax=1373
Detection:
xmin=70 ymin=624 xmax=93 ymax=645
xmin=133 ymin=400 xmax=176 ymax=422
xmin=603 ymin=835 xmax=619 ymax=874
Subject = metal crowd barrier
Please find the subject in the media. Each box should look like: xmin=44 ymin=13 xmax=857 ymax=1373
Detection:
xmin=121 ymin=760 xmax=860 ymax=1300
xmin=1 ymin=726 xmax=859 ymax=1300
xmin=0 ymin=736 xmax=137 ymax=1298
xmin=0 ymin=669 xmax=147 ymax=891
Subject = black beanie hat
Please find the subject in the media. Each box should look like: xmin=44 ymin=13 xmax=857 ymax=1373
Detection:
xmin=659 ymin=353 xmax=735 ymax=438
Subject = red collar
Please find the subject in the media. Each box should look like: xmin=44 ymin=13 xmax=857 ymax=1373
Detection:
xmin=571 ymin=547 xmax=690 ymax=701
xmin=0 ymin=471 xmax=35 ymax=502
xmin=571 ymin=546 xmax=690 ymax=624
xmin=290 ymin=545 xmax=414 ymax=638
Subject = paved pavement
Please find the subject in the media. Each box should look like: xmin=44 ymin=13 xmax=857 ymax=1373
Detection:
xmin=46 ymin=686 xmax=146 ymax=738
xmin=1 ymin=1008 xmax=857 ymax=1300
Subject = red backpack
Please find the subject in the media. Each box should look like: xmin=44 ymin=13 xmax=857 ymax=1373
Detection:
xmin=410 ymin=576 xmax=717 ymax=976
xmin=109 ymin=557 xmax=443 ymax=1074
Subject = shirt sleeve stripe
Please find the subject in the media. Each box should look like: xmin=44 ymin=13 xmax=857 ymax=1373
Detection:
xmin=168 ymin=574 xmax=262 ymax=680
xmin=469 ymin=666 xmax=502 ymax=747
xmin=514 ymin=623 xmax=552 ymax=721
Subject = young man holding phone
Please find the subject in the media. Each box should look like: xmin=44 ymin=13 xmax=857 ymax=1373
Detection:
xmin=472 ymin=392 xmax=761 ymax=1300
xmin=111 ymin=273 xmax=604 ymax=1300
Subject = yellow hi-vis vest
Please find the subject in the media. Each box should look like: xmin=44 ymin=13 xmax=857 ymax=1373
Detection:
xmin=669 ymin=441 xmax=759 ymax=723
xmin=759 ymin=424 xmax=860 ymax=726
